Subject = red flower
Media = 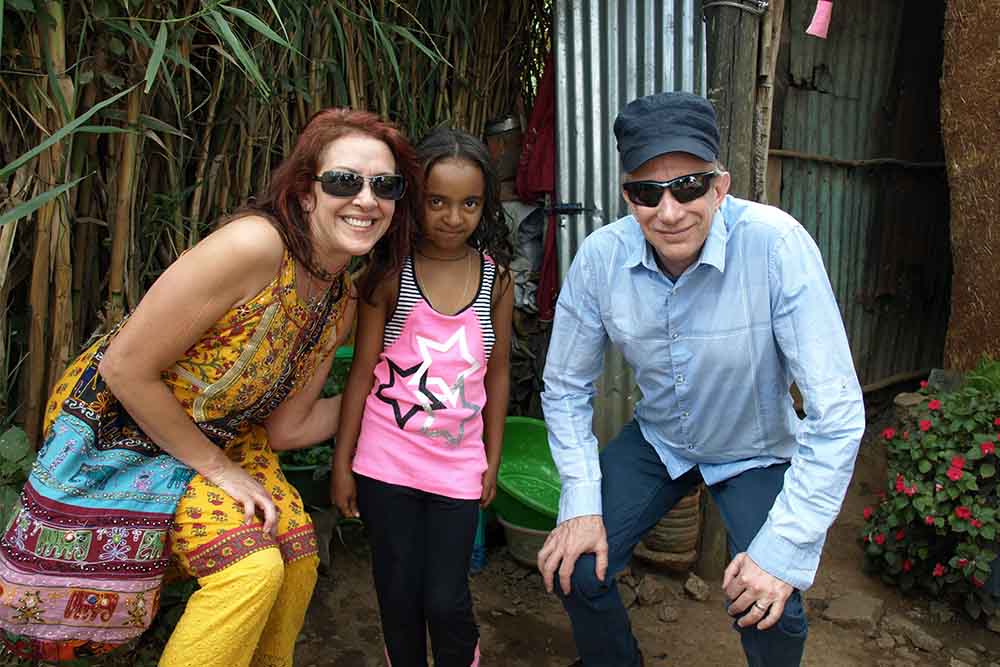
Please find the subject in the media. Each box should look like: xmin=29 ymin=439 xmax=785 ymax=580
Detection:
xmin=882 ymin=427 xmax=896 ymax=440
xmin=902 ymin=559 xmax=913 ymax=572
xmin=863 ymin=534 xmax=871 ymax=543
xmin=971 ymin=519 xmax=983 ymax=529
xmin=951 ymin=456 xmax=966 ymax=469
xmin=928 ymin=399 xmax=942 ymax=411
xmin=981 ymin=441 xmax=996 ymax=456
xmin=903 ymin=485 xmax=917 ymax=497
xmin=920 ymin=380 xmax=929 ymax=389
xmin=895 ymin=530 xmax=906 ymax=541
xmin=924 ymin=515 xmax=935 ymax=526
xmin=932 ymin=563 xmax=946 ymax=577
xmin=919 ymin=420 xmax=932 ymax=432
xmin=895 ymin=474 xmax=906 ymax=493
xmin=972 ymin=576 xmax=985 ymax=589
xmin=958 ymin=558 xmax=969 ymax=567
xmin=955 ymin=506 xmax=972 ymax=520
xmin=994 ymin=417 xmax=1000 ymax=427
xmin=935 ymin=483 xmax=943 ymax=492
xmin=863 ymin=507 xmax=873 ymax=520
xmin=874 ymin=533 xmax=886 ymax=545
xmin=947 ymin=467 xmax=964 ymax=482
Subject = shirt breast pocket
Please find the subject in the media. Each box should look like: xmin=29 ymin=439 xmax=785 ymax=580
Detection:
xmin=603 ymin=301 xmax=666 ymax=346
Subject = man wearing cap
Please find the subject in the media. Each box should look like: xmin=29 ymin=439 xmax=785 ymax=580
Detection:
xmin=537 ymin=91 xmax=865 ymax=666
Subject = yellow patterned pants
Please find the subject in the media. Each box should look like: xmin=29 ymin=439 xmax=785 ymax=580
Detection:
xmin=159 ymin=429 xmax=319 ymax=667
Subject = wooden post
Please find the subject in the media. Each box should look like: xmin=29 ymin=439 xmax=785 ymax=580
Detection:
xmin=697 ymin=0 xmax=767 ymax=579
xmin=752 ymin=0 xmax=785 ymax=204
xmin=704 ymin=1 xmax=762 ymax=198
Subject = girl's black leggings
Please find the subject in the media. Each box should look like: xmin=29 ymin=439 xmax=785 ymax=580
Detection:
xmin=355 ymin=474 xmax=480 ymax=667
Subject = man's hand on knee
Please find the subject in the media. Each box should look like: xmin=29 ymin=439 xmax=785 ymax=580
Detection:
xmin=536 ymin=515 xmax=608 ymax=594
xmin=723 ymin=552 xmax=794 ymax=631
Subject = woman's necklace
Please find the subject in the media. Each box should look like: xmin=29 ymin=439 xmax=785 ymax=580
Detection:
xmin=298 ymin=265 xmax=330 ymax=308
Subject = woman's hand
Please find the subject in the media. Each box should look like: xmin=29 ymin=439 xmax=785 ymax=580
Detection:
xmin=332 ymin=460 xmax=359 ymax=519
xmin=202 ymin=459 xmax=279 ymax=536
xmin=480 ymin=465 xmax=498 ymax=508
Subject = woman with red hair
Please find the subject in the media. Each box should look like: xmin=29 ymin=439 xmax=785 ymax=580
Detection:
xmin=0 ymin=109 xmax=418 ymax=666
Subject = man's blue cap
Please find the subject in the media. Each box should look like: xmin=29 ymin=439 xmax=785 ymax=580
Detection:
xmin=613 ymin=91 xmax=720 ymax=172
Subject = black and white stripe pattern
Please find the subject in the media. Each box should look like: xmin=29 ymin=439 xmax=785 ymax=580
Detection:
xmin=383 ymin=254 xmax=497 ymax=360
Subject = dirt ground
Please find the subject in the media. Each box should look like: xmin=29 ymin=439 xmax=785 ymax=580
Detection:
xmin=293 ymin=403 xmax=1000 ymax=667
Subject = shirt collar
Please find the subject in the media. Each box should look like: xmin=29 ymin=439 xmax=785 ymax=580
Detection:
xmin=623 ymin=204 xmax=729 ymax=275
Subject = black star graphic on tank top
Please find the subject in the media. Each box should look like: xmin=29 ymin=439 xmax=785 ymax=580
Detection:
xmin=375 ymin=358 xmax=446 ymax=429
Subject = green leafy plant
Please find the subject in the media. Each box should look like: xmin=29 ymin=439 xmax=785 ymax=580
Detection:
xmin=861 ymin=358 xmax=1000 ymax=620
xmin=0 ymin=427 xmax=33 ymax=528
xmin=278 ymin=354 xmax=351 ymax=468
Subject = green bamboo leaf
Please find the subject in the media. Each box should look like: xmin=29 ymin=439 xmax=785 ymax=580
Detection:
xmin=76 ymin=125 xmax=136 ymax=135
xmin=0 ymin=174 xmax=89 ymax=227
xmin=144 ymin=23 xmax=169 ymax=93
xmin=222 ymin=5 xmax=292 ymax=50
xmin=370 ymin=16 xmax=402 ymax=90
xmin=262 ymin=0 xmax=289 ymax=42
xmin=385 ymin=24 xmax=442 ymax=64
xmin=207 ymin=9 xmax=268 ymax=95
xmin=0 ymin=83 xmax=139 ymax=180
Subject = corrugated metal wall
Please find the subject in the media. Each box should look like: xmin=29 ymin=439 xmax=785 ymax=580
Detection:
xmin=777 ymin=0 xmax=950 ymax=386
xmin=553 ymin=0 xmax=706 ymax=444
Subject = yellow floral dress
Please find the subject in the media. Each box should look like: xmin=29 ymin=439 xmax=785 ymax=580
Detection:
xmin=0 ymin=248 xmax=348 ymax=659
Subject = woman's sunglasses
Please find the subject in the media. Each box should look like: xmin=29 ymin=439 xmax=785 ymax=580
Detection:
xmin=622 ymin=170 xmax=718 ymax=207
xmin=313 ymin=170 xmax=406 ymax=201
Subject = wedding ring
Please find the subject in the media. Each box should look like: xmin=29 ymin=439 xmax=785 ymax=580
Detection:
xmin=753 ymin=601 xmax=769 ymax=611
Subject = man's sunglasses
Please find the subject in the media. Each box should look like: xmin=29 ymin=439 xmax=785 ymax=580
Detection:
xmin=313 ymin=170 xmax=406 ymax=201
xmin=622 ymin=170 xmax=718 ymax=207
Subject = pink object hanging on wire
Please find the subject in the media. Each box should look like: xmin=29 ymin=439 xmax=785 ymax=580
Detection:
xmin=806 ymin=0 xmax=833 ymax=39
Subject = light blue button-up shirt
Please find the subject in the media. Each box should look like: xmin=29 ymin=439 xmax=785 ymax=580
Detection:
xmin=541 ymin=195 xmax=866 ymax=590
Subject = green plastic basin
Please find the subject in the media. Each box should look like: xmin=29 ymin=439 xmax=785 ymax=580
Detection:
xmin=493 ymin=416 xmax=560 ymax=531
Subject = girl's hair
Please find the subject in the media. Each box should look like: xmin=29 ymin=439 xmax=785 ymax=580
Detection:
xmin=239 ymin=108 xmax=419 ymax=301
xmin=415 ymin=127 xmax=513 ymax=275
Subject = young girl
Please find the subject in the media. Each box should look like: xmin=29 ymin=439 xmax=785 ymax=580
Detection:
xmin=333 ymin=127 xmax=513 ymax=666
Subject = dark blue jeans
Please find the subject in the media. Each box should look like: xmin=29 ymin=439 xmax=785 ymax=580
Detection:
xmin=556 ymin=421 xmax=807 ymax=666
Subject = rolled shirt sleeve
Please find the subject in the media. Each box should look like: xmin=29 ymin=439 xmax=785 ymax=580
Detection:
xmin=747 ymin=225 xmax=867 ymax=590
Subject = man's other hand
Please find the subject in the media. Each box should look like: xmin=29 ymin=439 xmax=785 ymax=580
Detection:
xmin=536 ymin=514 xmax=608 ymax=594
xmin=723 ymin=552 xmax=794 ymax=630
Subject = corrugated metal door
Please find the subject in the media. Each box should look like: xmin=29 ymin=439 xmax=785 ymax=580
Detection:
xmin=553 ymin=0 xmax=707 ymax=444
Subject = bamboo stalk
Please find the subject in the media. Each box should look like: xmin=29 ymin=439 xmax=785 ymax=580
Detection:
xmin=0 ymin=169 xmax=29 ymax=418
xmin=39 ymin=0 xmax=77 ymax=391
xmin=71 ymin=46 xmax=103 ymax=343
xmin=107 ymin=85 xmax=141 ymax=326
xmin=188 ymin=58 xmax=225 ymax=247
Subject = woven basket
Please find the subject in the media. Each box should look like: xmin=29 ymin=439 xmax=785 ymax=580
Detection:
xmin=642 ymin=487 xmax=701 ymax=552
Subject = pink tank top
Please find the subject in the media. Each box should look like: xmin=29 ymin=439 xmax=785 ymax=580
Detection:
xmin=353 ymin=254 xmax=497 ymax=499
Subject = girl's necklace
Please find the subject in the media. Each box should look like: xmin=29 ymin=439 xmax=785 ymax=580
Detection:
xmin=416 ymin=248 xmax=468 ymax=262
xmin=415 ymin=250 xmax=475 ymax=312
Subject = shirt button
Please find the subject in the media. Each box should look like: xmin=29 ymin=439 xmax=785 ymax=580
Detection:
xmin=688 ymin=445 xmax=695 ymax=450
xmin=671 ymin=332 xmax=679 ymax=340
xmin=681 ymin=411 xmax=689 ymax=419
xmin=676 ymin=375 xmax=685 ymax=384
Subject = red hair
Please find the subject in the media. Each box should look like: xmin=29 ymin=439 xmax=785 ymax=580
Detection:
xmin=252 ymin=108 xmax=418 ymax=300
